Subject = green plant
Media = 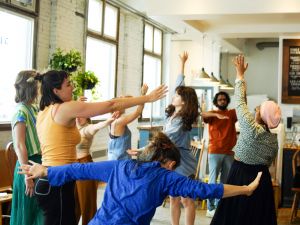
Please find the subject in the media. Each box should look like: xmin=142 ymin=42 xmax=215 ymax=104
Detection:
xmin=49 ymin=48 xmax=83 ymax=72
xmin=71 ymin=70 xmax=99 ymax=98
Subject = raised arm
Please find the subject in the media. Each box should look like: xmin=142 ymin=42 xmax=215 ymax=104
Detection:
xmin=82 ymin=112 xmax=119 ymax=136
xmin=174 ymin=51 xmax=189 ymax=89
xmin=19 ymin=160 xmax=118 ymax=186
xmin=116 ymin=84 xmax=148 ymax=126
xmin=233 ymin=55 xmax=265 ymax=135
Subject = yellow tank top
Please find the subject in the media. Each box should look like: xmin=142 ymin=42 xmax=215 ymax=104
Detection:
xmin=37 ymin=105 xmax=81 ymax=166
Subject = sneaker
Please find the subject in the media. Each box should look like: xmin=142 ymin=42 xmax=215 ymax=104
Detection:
xmin=206 ymin=209 xmax=216 ymax=218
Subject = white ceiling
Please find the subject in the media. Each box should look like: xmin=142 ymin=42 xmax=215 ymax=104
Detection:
xmin=118 ymin=0 xmax=300 ymax=52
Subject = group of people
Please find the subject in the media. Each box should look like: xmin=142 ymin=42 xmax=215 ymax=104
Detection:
xmin=10 ymin=53 xmax=281 ymax=225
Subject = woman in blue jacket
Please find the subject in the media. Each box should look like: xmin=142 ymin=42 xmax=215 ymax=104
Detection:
xmin=20 ymin=132 xmax=262 ymax=225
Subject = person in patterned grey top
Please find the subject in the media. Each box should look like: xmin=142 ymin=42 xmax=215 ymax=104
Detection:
xmin=211 ymin=55 xmax=282 ymax=225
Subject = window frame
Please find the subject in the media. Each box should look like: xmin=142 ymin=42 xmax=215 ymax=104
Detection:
xmin=140 ymin=22 xmax=163 ymax=121
xmin=85 ymin=0 xmax=120 ymax=103
xmin=0 ymin=3 xmax=38 ymax=129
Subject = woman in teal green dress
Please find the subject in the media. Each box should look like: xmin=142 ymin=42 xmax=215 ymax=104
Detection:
xmin=10 ymin=70 xmax=43 ymax=225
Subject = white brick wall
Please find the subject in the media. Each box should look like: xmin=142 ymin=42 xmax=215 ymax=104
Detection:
xmin=0 ymin=1 xmax=147 ymax=154
xmin=90 ymin=8 xmax=145 ymax=154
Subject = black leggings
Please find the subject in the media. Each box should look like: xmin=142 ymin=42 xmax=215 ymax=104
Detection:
xmin=35 ymin=178 xmax=76 ymax=225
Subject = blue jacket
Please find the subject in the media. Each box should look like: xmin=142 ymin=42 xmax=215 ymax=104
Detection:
xmin=48 ymin=160 xmax=224 ymax=225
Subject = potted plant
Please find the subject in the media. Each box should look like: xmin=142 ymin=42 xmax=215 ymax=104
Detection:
xmin=71 ymin=70 xmax=99 ymax=99
xmin=49 ymin=48 xmax=83 ymax=73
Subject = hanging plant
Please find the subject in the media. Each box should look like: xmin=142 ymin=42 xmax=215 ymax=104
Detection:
xmin=49 ymin=48 xmax=83 ymax=73
xmin=71 ymin=70 xmax=99 ymax=99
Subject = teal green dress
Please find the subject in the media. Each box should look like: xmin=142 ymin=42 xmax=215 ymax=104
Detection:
xmin=10 ymin=103 xmax=44 ymax=225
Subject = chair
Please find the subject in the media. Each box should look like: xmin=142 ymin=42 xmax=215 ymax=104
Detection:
xmin=5 ymin=142 xmax=17 ymax=188
xmin=0 ymin=149 xmax=13 ymax=225
xmin=290 ymin=150 xmax=300 ymax=223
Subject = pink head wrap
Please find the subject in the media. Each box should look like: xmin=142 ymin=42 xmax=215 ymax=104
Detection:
xmin=260 ymin=101 xmax=281 ymax=129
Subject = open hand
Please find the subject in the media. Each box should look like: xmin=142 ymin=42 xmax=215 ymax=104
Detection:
xmin=25 ymin=178 xmax=35 ymax=197
xmin=246 ymin=172 xmax=262 ymax=196
xmin=179 ymin=51 xmax=188 ymax=64
xmin=19 ymin=160 xmax=47 ymax=180
xmin=233 ymin=55 xmax=248 ymax=80
xmin=215 ymin=114 xmax=229 ymax=120
xmin=141 ymin=84 xmax=148 ymax=96
xmin=147 ymin=85 xmax=168 ymax=102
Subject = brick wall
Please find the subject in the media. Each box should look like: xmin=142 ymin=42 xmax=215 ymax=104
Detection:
xmin=0 ymin=1 xmax=146 ymax=154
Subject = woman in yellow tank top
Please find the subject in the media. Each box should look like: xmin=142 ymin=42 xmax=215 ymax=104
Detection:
xmin=33 ymin=70 xmax=167 ymax=225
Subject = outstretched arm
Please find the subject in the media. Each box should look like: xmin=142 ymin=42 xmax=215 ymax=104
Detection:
xmin=83 ymin=112 xmax=119 ymax=136
xmin=202 ymin=111 xmax=229 ymax=120
xmin=116 ymin=84 xmax=148 ymax=126
xmin=165 ymin=171 xmax=262 ymax=199
xmin=57 ymin=85 xmax=168 ymax=122
xmin=19 ymin=160 xmax=118 ymax=186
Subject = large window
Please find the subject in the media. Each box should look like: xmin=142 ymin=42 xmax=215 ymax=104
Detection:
xmin=0 ymin=8 xmax=34 ymax=122
xmin=142 ymin=23 xmax=163 ymax=119
xmin=86 ymin=0 xmax=119 ymax=119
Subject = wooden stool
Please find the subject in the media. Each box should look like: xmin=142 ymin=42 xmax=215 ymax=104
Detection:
xmin=0 ymin=194 xmax=12 ymax=225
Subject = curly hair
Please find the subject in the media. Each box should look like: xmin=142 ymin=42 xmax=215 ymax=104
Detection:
xmin=213 ymin=91 xmax=230 ymax=107
xmin=140 ymin=132 xmax=181 ymax=169
xmin=165 ymin=86 xmax=199 ymax=131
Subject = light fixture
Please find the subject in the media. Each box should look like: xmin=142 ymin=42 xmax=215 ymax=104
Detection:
xmin=221 ymin=79 xmax=234 ymax=90
xmin=220 ymin=51 xmax=235 ymax=90
xmin=198 ymin=67 xmax=211 ymax=80
xmin=198 ymin=34 xmax=211 ymax=81
xmin=219 ymin=75 xmax=228 ymax=87
xmin=210 ymin=72 xmax=220 ymax=84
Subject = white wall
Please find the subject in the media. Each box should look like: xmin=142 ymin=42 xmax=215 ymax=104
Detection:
xmin=0 ymin=1 xmax=167 ymax=153
xmin=226 ymin=38 xmax=279 ymax=101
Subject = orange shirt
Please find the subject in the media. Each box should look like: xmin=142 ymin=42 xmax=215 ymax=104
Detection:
xmin=37 ymin=105 xmax=81 ymax=166
xmin=203 ymin=109 xmax=237 ymax=155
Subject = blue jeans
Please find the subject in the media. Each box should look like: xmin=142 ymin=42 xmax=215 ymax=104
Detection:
xmin=207 ymin=153 xmax=234 ymax=211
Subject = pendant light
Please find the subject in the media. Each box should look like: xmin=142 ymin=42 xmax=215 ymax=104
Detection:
xmin=198 ymin=34 xmax=211 ymax=80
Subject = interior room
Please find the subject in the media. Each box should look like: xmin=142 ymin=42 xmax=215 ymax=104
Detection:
xmin=1 ymin=0 xmax=300 ymax=225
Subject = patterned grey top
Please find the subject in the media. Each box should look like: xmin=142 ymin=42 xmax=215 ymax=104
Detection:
xmin=234 ymin=79 xmax=278 ymax=166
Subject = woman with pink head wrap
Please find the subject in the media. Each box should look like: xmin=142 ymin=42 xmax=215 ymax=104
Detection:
xmin=211 ymin=55 xmax=281 ymax=225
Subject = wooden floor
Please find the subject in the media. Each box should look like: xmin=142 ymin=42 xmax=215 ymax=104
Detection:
xmin=96 ymin=185 xmax=300 ymax=225
xmin=151 ymin=206 xmax=300 ymax=225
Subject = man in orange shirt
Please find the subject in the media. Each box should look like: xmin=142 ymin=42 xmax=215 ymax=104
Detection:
xmin=202 ymin=91 xmax=237 ymax=217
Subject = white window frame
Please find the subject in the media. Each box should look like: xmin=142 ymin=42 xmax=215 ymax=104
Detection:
xmin=142 ymin=23 xmax=163 ymax=120
xmin=85 ymin=0 xmax=119 ymax=120
xmin=0 ymin=7 xmax=36 ymax=125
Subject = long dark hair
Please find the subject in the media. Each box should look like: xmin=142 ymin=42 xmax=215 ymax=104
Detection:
xmin=139 ymin=132 xmax=181 ymax=169
xmin=14 ymin=70 xmax=38 ymax=104
xmin=165 ymin=86 xmax=199 ymax=131
xmin=35 ymin=70 xmax=69 ymax=110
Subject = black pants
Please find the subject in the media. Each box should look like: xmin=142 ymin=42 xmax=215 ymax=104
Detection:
xmin=35 ymin=178 xmax=77 ymax=225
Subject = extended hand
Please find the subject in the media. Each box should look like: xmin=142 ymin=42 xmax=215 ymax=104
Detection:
xmin=215 ymin=114 xmax=229 ymax=120
xmin=19 ymin=160 xmax=47 ymax=180
xmin=147 ymin=85 xmax=168 ymax=102
xmin=246 ymin=172 xmax=262 ymax=196
xmin=141 ymin=84 xmax=148 ymax=96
